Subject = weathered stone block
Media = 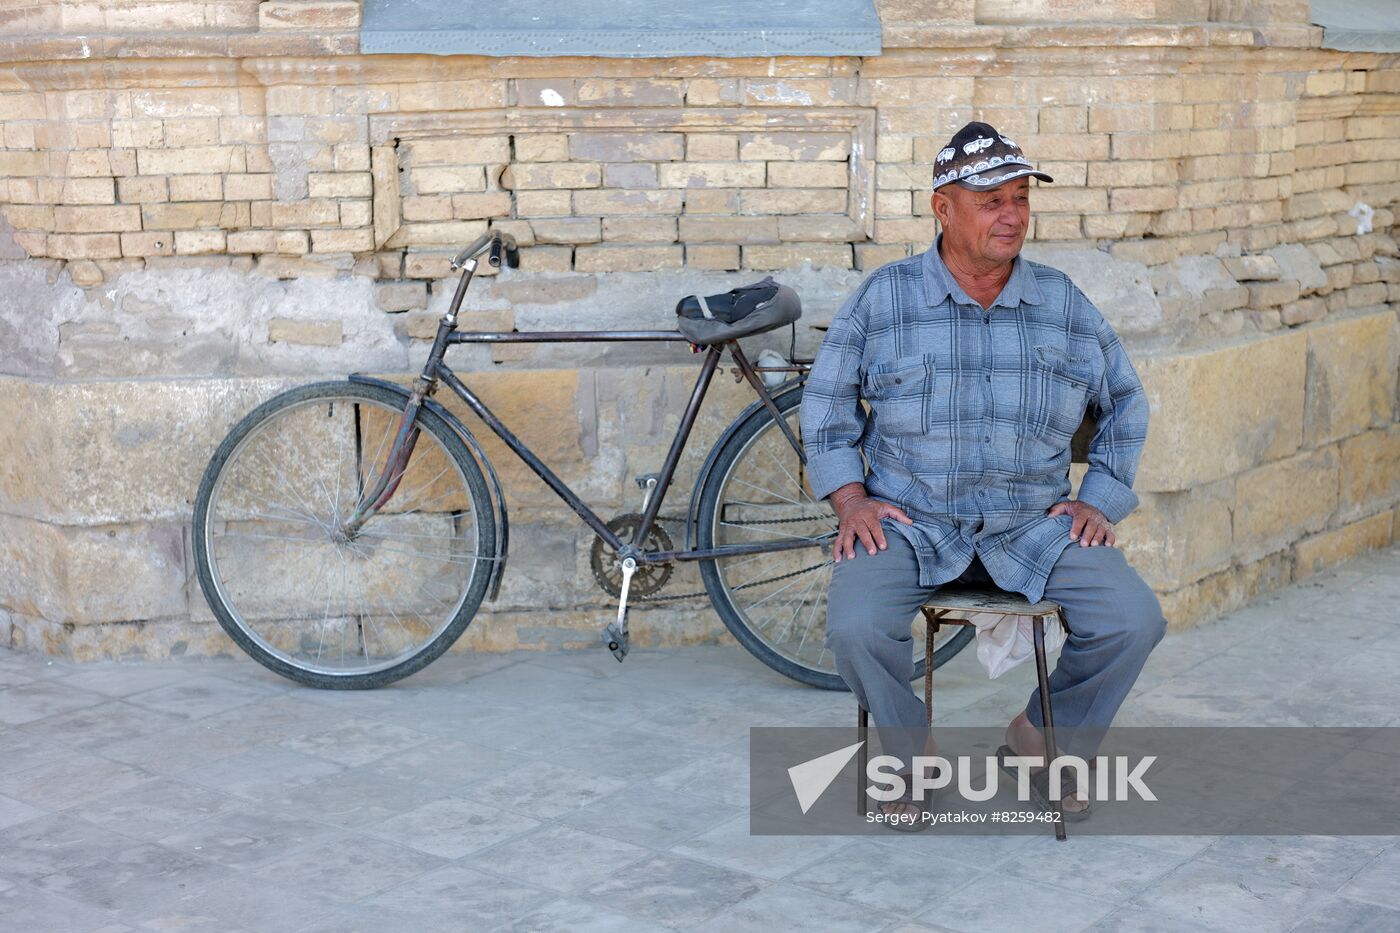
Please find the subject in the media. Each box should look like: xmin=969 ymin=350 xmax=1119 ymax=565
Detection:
xmin=601 ymin=217 xmax=678 ymax=243
xmin=568 ymin=133 xmax=683 ymax=163
xmin=1266 ymin=242 xmax=1329 ymax=293
xmin=1115 ymin=478 xmax=1236 ymax=591
xmin=1338 ymin=426 xmax=1400 ymax=521
xmin=1233 ymin=448 xmax=1339 ymax=564
xmin=575 ymin=245 xmax=682 ymax=273
xmin=374 ymin=281 xmax=428 ymax=312
xmin=1223 ymin=254 xmax=1282 ymax=281
xmin=657 ymin=163 xmax=766 ymax=189
xmin=1302 ymin=309 xmax=1398 ymax=447
xmin=1157 ymin=551 xmax=1293 ymax=633
xmin=1022 ymin=245 xmax=1162 ymax=334
xmin=686 ymin=244 xmax=740 ymax=270
xmin=1292 ymin=511 xmax=1393 ymax=579
xmin=743 ymin=244 xmax=852 ymax=270
xmin=767 ymin=162 xmax=848 ymax=188
xmin=1134 ymin=330 xmax=1307 ymax=491
xmin=502 ymin=163 xmax=601 ymax=190
xmin=0 ymin=515 xmax=188 ymax=626
xmin=267 ymin=318 xmax=343 ymax=347
xmin=1246 ymin=279 xmax=1300 ymax=309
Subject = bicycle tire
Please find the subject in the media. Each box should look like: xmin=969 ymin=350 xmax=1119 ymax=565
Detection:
xmin=695 ymin=384 xmax=973 ymax=690
xmin=192 ymin=380 xmax=497 ymax=689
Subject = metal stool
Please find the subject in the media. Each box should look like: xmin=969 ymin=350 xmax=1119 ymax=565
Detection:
xmin=857 ymin=583 xmax=1073 ymax=841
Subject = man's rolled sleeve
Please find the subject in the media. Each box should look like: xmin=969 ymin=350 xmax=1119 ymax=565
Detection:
xmin=800 ymin=279 xmax=875 ymax=501
xmin=1075 ymin=308 xmax=1149 ymax=525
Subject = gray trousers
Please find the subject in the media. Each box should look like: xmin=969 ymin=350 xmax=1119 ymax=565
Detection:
xmin=826 ymin=531 xmax=1167 ymax=762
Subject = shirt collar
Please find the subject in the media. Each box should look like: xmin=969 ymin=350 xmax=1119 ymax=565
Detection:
xmin=920 ymin=232 xmax=1043 ymax=310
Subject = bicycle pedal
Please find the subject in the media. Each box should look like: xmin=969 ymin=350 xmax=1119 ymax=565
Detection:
xmin=602 ymin=622 xmax=629 ymax=662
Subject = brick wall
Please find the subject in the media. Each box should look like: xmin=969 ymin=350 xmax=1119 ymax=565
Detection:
xmin=0 ymin=1 xmax=1397 ymax=658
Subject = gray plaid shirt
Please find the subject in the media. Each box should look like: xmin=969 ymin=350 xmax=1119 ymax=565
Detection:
xmin=801 ymin=235 xmax=1150 ymax=603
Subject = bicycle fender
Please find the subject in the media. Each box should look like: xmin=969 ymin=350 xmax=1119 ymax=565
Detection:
xmin=348 ymin=373 xmax=510 ymax=601
xmin=684 ymin=380 xmax=805 ymax=551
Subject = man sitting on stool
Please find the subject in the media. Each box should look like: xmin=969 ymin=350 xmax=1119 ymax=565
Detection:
xmin=800 ymin=121 xmax=1167 ymax=821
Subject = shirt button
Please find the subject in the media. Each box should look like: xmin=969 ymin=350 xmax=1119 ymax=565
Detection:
xmin=983 ymin=435 xmax=991 ymax=442
xmin=894 ymin=377 xmax=902 ymax=384
xmin=985 ymin=375 xmax=991 ymax=383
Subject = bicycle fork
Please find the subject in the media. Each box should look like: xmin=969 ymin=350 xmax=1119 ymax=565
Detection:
xmin=341 ymin=378 xmax=429 ymax=537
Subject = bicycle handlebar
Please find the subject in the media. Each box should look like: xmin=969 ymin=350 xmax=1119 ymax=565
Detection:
xmin=450 ymin=232 xmax=518 ymax=271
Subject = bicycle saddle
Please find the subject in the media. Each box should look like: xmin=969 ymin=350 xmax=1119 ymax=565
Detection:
xmin=675 ymin=276 xmax=802 ymax=345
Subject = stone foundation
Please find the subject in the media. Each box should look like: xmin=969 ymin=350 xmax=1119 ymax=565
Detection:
xmin=0 ymin=1 xmax=1398 ymax=659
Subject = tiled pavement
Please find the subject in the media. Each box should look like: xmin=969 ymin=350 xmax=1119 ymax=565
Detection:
xmin=2 ymin=543 xmax=1399 ymax=932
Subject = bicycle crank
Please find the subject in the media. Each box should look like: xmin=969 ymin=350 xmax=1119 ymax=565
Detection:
xmin=602 ymin=555 xmax=636 ymax=661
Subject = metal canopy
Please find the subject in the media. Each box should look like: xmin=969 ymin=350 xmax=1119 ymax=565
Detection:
xmin=360 ymin=0 xmax=882 ymax=58
xmin=1311 ymin=0 xmax=1400 ymax=52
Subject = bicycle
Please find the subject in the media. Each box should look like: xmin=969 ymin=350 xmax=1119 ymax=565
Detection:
xmin=192 ymin=231 xmax=975 ymax=690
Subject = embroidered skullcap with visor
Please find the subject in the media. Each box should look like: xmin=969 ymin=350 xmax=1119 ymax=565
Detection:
xmin=932 ymin=121 xmax=1054 ymax=192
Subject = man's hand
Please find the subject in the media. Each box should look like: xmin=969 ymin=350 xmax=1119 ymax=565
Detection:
xmin=1048 ymin=500 xmax=1116 ymax=547
xmin=829 ymin=482 xmax=914 ymax=562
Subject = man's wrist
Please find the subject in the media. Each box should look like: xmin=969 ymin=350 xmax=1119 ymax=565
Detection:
xmin=828 ymin=482 xmax=868 ymax=510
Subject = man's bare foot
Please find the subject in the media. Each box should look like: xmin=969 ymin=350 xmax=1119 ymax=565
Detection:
xmin=878 ymin=735 xmax=941 ymax=820
xmin=1004 ymin=712 xmax=1089 ymax=813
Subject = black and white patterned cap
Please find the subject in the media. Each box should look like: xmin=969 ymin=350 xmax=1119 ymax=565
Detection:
xmin=931 ymin=121 xmax=1053 ymax=192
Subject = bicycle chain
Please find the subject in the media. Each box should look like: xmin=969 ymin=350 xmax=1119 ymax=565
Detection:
xmin=633 ymin=559 xmax=831 ymax=603
xmin=608 ymin=513 xmax=835 ymax=604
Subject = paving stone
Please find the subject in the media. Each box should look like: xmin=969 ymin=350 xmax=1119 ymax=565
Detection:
xmin=559 ymin=782 xmax=743 ymax=849
xmin=158 ymin=807 xmax=344 ymax=871
xmin=0 ymin=681 xmax=105 ymax=725
xmin=247 ymin=835 xmax=445 ymax=902
xmin=692 ymin=882 xmax=895 ymax=932
xmin=1131 ymin=859 xmax=1336 ymax=932
xmin=587 ymin=852 xmax=764 ymax=928
xmin=175 ymin=746 xmax=345 ymax=801
xmin=1338 ymin=847 xmax=1400 ymax=911
xmin=671 ymin=813 xmax=849 ymax=881
xmin=368 ymin=795 xmax=541 ymax=859
xmin=366 ymin=862 xmax=555 ymax=924
xmin=0 ymin=750 xmax=150 ymax=811
xmin=18 ymin=699 xmax=186 ymax=751
xmin=461 ymin=824 xmax=651 ymax=895
xmin=786 ymin=839 xmax=980 ymax=913
xmin=914 ymin=873 xmax=1118 ymax=932
xmin=65 ymin=777 xmax=240 ymax=842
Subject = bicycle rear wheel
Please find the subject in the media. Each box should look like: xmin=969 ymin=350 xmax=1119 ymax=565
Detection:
xmin=695 ymin=385 xmax=973 ymax=690
xmin=192 ymin=381 xmax=496 ymax=689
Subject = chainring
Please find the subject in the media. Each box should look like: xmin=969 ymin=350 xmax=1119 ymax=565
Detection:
xmin=589 ymin=513 xmax=674 ymax=599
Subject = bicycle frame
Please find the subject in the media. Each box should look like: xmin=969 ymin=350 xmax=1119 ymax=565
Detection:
xmin=351 ymin=233 xmax=820 ymax=569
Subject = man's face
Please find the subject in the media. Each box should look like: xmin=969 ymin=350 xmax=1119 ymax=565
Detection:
xmin=931 ymin=176 xmax=1031 ymax=266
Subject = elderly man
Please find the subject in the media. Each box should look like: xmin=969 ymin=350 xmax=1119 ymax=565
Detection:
xmin=801 ymin=121 xmax=1166 ymax=821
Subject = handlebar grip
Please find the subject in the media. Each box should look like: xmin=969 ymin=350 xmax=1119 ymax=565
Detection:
xmin=506 ymin=245 xmax=520 ymax=269
xmin=488 ymin=238 xmax=504 ymax=268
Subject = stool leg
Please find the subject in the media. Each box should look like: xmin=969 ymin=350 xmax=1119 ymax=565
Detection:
xmin=925 ymin=617 xmax=934 ymax=725
xmin=857 ymin=705 xmax=869 ymax=816
xmin=1033 ymin=615 xmax=1067 ymax=841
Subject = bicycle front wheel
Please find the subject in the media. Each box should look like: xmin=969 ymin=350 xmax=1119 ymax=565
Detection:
xmin=192 ymin=381 xmax=497 ymax=689
xmin=696 ymin=385 xmax=972 ymax=690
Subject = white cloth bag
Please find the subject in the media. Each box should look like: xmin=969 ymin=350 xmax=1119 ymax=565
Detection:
xmin=959 ymin=610 xmax=1067 ymax=679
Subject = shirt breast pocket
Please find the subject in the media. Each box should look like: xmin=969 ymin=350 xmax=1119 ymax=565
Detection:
xmin=862 ymin=354 xmax=935 ymax=438
xmin=1032 ymin=345 xmax=1094 ymax=441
